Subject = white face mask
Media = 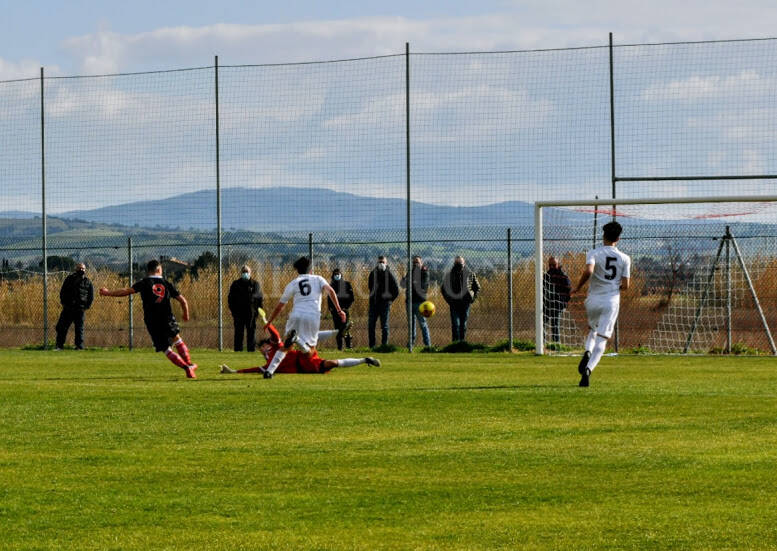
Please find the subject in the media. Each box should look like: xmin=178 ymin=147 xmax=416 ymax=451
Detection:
xmin=241 ymin=272 xmax=250 ymax=280
xmin=333 ymin=274 xmax=342 ymax=281
xmin=377 ymin=263 xmax=387 ymax=271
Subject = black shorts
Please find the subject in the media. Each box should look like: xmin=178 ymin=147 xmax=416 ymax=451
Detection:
xmin=145 ymin=317 xmax=181 ymax=352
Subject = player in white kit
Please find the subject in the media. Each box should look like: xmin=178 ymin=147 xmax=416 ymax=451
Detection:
xmin=571 ymin=221 xmax=631 ymax=387
xmin=262 ymin=256 xmax=347 ymax=378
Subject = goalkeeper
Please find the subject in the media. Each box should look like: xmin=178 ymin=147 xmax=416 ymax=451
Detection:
xmin=220 ymin=315 xmax=380 ymax=375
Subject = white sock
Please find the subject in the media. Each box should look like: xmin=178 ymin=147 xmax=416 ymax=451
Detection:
xmin=317 ymin=330 xmax=337 ymax=342
xmin=336 ymin=358 xmax=364 ymax=368
xmin=584 ymin=330 xmax=596 ymax=353
xmin=297 ymin=339 xmax=311 ymax=354
xmin=266 ymin=349 xmax=287 ymax=375
xmin=588 ymin=337 xmax=608 ymax=372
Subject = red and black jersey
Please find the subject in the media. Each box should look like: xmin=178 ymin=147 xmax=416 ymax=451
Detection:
xmin=132 ymin=276 xmax=180 ymax=323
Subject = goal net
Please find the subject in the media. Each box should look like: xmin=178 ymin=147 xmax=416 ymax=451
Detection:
xmin=534 ymin=196 xmax=777 ymax=356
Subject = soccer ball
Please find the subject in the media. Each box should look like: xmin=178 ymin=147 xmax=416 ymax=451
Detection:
xmin=418 ymin=301 xmax=436 ymax=318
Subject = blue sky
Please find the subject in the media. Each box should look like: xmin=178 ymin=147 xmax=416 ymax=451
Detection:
xmin=3 ymin=0 xmax=777 ymax=77
xmin=2 ymin=1 xmax=777 ymax=223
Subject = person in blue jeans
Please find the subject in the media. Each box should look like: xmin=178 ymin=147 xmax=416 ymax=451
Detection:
xmin=367 ymin=256 xmax=399 ymax=348
xmin=402 ymin=255 xmax=431 ymax=347
xmin=441 ymin=256 xmax=481 ymax=342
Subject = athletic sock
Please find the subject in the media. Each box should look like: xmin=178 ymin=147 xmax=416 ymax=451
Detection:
xmin=265 ymin=349 xmax=287 ymax=375
xmin=588 ymin=337 xmax=608 ymax=372
xmin=317 ymin=330 xmax=337 ymax=342
xmin=336 ymin=358 xmax=364 ymax=368
xmin=237 ymin=366 xmax=265 ymax=374
xmin=584 ymin=330 xmax=596 ymax=353
xmin=297 ymin=340 xmax=311 ymax=354
xmin=165 ymin=348 xmax=189 ymax=369
xmin=173 ymin=338 xmax=191 ymax=365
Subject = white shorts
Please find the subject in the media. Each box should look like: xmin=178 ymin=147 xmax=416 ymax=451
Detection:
xmin=285 ymin=313 xmax=321 ymax=348
xmin=585 ymin=295 xmax=620 ymax=338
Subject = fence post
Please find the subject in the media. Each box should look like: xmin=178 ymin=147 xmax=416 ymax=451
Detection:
xmin=609 ymin=32 xmax=619 ymax=354
xmin=507 ymin=228 xmax=513 ymax=352
xmin=405 ymin=42 xmax=413 ymax=352
xmin=725 ymin=226 xmax=731 ymax=354
xmin=40 ymin=67 xmax=49 ymax=349
xmin=308 ymin=233 xmax=314 ymax=272
xmin=128 ymin=237 xmax=134 ymax=350
xmin=215 ymin=55 xmax=223 ymax=352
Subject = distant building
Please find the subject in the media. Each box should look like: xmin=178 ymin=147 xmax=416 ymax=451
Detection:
xmin=160 ymin=256 xmax=191 ymax=278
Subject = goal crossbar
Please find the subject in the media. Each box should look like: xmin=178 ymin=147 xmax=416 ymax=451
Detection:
xmin=534 ymin=195 xmax=777 ymax=355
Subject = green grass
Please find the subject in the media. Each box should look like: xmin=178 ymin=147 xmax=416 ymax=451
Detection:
xmin=2 ymin=350 xmax=777 ymax=550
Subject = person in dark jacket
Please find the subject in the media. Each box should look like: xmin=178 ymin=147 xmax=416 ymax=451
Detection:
xmin=327 ymin=268 xmax=355 ymax=350
xmin=367 ymin=255 xmax=399 ymax=348
xmin=55 ymin=262 xmax=94 ymax=350
xmin=401 ymin=255 xmax=431 ymax=347
xmin=228 ymin=264 xmax=264 ymax=352
xmin=441 ymin=256 xmax=481 ymax=342
xmin=543 ymin=256 xmax=572 ymax=343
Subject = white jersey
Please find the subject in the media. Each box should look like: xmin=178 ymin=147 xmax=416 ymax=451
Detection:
xmin=585 ymin=245 xmax=631 ymax=299
xmin=280 ymin=274 xmax=329 ymax=317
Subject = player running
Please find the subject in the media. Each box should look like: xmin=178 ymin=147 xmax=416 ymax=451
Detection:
xmin=570 ymin=221 xmax=631 ymax=387
xmin=99 ymin=259 xmax=198 ymax=378
xmin=219 ymin=321 xmax=380 ymax=375
xmin=262 ymin=256 xmax=347 ymax=378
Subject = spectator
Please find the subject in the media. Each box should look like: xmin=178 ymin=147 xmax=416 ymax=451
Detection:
xmin=401 ymin=255 xmax=431 ymax=347
xmin=228 ymin=264 xmax=264 ymax=352
xmin=543 ymin=256 xmax=572 ymax=343
xmin=367 ymin=255 xmax=399 ymax=348
xmin=441 ymin=256 xmax=480 ymax=342
xmin=327 ymin=268 xmax=355 ymax=350
xmin=55 ymin=262 xmax=94 ymax=350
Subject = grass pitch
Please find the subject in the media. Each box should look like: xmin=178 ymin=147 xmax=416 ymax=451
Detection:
xmin=2 ymin=349 xmax=777 ymax=550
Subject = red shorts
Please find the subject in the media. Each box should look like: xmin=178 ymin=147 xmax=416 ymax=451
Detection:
xmin=274 ymin=350 xmax=331 ymax=374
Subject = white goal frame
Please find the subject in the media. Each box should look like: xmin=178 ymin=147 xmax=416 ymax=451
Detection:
xmin=534 ymin=195 xmax=777 ymax=355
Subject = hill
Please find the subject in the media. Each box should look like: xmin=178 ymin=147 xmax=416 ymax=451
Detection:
xmin=59 ymin=187 xmax=550 ymax=231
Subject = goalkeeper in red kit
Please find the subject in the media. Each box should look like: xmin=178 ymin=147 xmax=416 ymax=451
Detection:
xmin=219 ymin=321 xmax=380 ymax=375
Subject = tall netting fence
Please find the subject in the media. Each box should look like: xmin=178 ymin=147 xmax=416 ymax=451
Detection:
xmin=2 ymin=38 xmax=777 ymax=352
xmin=538 ymin=201 xmax=777 ymax=355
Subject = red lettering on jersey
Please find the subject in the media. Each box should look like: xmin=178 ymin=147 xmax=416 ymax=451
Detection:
xmin=152 ymin=283 xmax=166 ymax=303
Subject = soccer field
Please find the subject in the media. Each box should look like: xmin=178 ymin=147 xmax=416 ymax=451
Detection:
xmin=2 ymin=350 xmax=777 ymax=550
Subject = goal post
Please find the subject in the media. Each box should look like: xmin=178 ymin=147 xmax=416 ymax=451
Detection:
xmin=534 ymin=195 xmax=777 ymax=355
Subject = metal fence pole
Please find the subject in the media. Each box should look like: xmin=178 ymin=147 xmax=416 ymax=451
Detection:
xmin=405 ymin=42 xmax=413 ymax=352
xmin=608 ymin=32 xmax=619 ymax=354
xmin=308 ymin=233 xmax=314 ymax=271
xmin=41 ymin=67 xmax=49 ymax=349
xmin=507 ymin=228 xmax=513 ymax=352
xmin=215 ymin=55 xmax=223 ymax=352
xmin=128 ymin=237 xmax=134 ymax=350
xmin=725 ymin=227 xmax=731 ymax=354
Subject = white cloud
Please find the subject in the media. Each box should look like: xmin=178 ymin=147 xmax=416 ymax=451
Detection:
xmin=640 ymin=71 xmax=768 ymax=102
xmin=63 ymin=11 xmax=768 ymax=76
xmin=0 ymin=57 xmax=49 ymax=81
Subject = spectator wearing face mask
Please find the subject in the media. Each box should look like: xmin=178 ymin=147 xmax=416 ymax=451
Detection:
xmin=441 ymin=256 xmax=481 ymax=342
xmin=228 ymin=264 xmax=264 ymax=352
xmin=367 ymin=255 xmax=399 ymax=349
xmin=55 ymin=262 xmax=94 ymax=350
xmin=327 ymin=268 xmax=355 ymax=350
xmin=401 ymin=255 xmax=432 ymax=348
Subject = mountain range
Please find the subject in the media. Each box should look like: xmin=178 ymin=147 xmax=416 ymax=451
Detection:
xmin=4 ymin=187 xmax=552 ymax=232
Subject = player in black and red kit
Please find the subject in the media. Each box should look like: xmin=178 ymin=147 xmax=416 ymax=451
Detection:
xmin=99 ymin=259 xmax=198 ymax=378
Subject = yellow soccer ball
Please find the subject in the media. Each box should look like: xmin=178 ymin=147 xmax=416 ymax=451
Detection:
xmin=418 ymin=301 xmax=436 ymax=318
